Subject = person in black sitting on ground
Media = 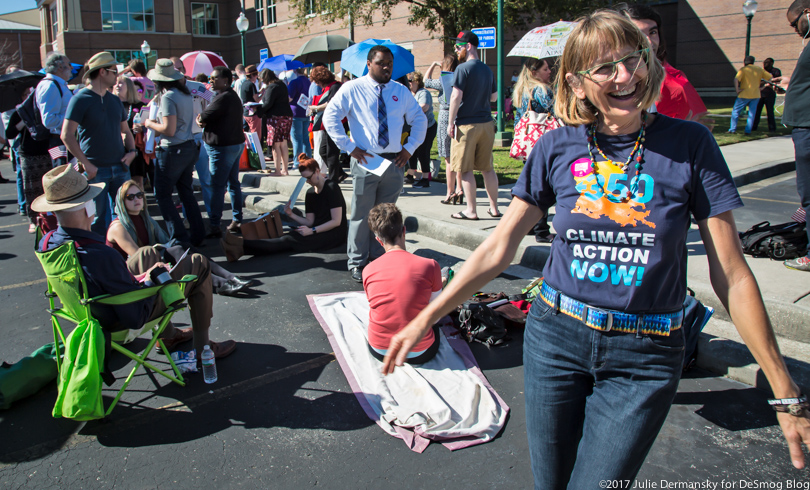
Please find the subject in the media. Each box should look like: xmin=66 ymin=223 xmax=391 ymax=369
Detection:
xmin=35 ymin=165 xmax=237 ymax=360
xmin=220 ymin=154 xmax=347 ymax=261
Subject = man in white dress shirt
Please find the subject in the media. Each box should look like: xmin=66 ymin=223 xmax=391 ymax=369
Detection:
xmin=323 ymin=45 xmax=427 ymax=282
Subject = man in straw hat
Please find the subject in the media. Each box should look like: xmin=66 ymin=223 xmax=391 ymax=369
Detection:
xmin=34 ymin=165 xmax=237 ymax=361
xmin=61 ymin=51 xmax=138 ymax=236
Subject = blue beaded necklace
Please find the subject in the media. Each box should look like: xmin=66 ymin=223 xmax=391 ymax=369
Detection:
xmin=586 ymin=112 xmax=647 ymax=203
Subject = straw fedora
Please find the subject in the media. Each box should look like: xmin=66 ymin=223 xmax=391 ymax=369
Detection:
xmin=147 ymin=58 xmax=185 ymax=82
xmin=82 ymin=51 xmax=118 ymax=81
xmin=31 ymin=166 xmax=105 ymax=213
xmin=245 ymin=64 xmax=258 ymax=76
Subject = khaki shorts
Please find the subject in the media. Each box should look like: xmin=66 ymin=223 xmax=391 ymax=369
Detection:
xmin=450 ymin=121 xmax=495 ymax=173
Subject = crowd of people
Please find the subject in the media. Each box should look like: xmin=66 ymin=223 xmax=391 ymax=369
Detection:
xmin=3 ymin=0 xmax=810 ymax=486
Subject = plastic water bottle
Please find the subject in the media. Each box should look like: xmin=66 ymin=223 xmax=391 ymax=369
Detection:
xmin=201 ymin=345 xmax=217 ymax=384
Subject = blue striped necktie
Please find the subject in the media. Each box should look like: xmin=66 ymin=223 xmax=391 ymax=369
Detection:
xmin=377 ymin=84 xmax=389 ymax=149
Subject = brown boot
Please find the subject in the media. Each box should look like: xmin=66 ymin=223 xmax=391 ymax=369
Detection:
xmin=220 ymin=233 xmax=244 ymax=262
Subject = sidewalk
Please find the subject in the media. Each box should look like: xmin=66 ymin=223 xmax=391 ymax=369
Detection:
xmin=236 ymin=136 xmax=809 ymax=393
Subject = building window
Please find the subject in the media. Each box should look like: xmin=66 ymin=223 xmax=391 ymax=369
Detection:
xmin=101 ymin=0 xmax=155 ymax=31
xmin=267 ymin=0 xmax=276 ymax=25
xmin=306 ymin=0 xmax=315 ymax=16
xmin=191 ymin=3 xmax=219 ymax=36
xmin=49 ymin=3 xmax=58 ymax=42
xmin=107 ymin=49 xmax=158 ymax=69
xmin=256 ymin=0 xmax=264 ymax=27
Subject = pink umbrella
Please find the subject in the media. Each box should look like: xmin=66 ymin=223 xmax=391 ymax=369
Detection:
xmin=179 ymin=51 xmax=227 ymax=78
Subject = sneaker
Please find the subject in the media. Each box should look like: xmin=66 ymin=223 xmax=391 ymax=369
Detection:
xmin=404 ymin=174 xmax=415 ymax=184
xmin=412 ymin=178 xmax=430 ymax=188
xmin=784 ymin=256 xmax=810 ymax=272
xmin=28 ymin=223 xmax=36 ymax=234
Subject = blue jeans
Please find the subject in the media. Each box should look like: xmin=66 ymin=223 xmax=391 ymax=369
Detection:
xmin=523 ymin=299 xmax=684 ymax=489
xmin=290 ymin=116 xmax=312 ymax=161
xmin=729 ymin=97 xmax=759 ymax=133
xmin=13 ymin=149 xmax=26 ymax=213
xmin=794 ymin=128 xmax=810 ymax=257
xmin=193 ymin=133 xmax=212 ymax=214
xmin=155 ymin=141 xmax=206 ymax=244
xmin=89 ymin=164 xmax=131 ymax=235
xmin=205 ymin=142 xmax=244 ymax=229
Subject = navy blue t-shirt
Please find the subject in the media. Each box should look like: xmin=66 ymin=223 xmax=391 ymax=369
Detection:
xmin=512 ymin=115 xmax=743 ymax=313
xmin=453 ymin=60 xmax=496 ymax=125
xmin=65 ymin=88 xmax=127 ymax=168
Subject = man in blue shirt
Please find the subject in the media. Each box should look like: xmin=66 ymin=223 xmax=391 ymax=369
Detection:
xmin=33 ymin=165 xmax=237 ymax=359
xmin=288 ymin=67 xmax=313 ymax=160
xmin=36 ymin=52 xmax=74 ymax=167
xmin=323 ymin=45 xmax=427 ymax=282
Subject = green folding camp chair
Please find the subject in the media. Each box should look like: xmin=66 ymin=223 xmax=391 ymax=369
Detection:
xmin=35 ymin=239 xmax=197 ymax=417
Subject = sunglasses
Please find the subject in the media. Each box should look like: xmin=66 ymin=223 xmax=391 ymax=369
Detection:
xmin=125 ymin=192 xmax=145 ymax=201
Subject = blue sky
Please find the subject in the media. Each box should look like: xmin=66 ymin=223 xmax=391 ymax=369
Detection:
xmin=0 ymin=1 xmax=37 ymax=15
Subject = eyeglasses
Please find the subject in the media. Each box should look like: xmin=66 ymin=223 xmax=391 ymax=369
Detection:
xmin=105 ymin=68 xmax=118 ymax=75
xmin=577 ymin=48 xmax=649 ymax=83
xmin=208 ymin=76 xmax=218 ymax=82
xmin=125 ymin=192 xmax=145 ymax=201
xmin=790 ymin=8 xmax=808 ymax=29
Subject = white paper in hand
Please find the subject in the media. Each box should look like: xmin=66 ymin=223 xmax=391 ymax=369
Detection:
xmin=297 ymin=94 xmax=310 ymax=110
xmin=357 ymin=151 xmax=393 ymax=177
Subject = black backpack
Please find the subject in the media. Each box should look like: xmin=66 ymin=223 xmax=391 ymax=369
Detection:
xmin=16 ymin=79 xmax=63 ymax=141
xmin=739 ymin=221 xmax=808 ymax=260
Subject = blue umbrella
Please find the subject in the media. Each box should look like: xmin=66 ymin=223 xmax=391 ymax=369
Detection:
xmin=339 ymin=39 xmax=415 ymax=81
xmin=257 ymin=54 xmax=310 ymax=74
xmin=38 ymin=63 xmax=84 ymax=81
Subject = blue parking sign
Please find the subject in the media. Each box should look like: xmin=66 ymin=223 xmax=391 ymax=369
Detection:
xmin=472 ymin=27 xmax=496 ymax=49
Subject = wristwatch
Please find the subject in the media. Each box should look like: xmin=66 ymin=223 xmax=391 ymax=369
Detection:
xmin=311 ymin=227 xmax=317 ymax=234
xmin=127 ymin=148 xmax=137 ymax=154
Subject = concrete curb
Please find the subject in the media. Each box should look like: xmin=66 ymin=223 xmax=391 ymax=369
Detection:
xmin=698 ymin=318 xmax=810 ymax=395
xmin=731 ymin=159 xmax=796 ymax=187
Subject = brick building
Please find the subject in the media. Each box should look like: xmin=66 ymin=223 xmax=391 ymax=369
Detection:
xmin=19 ymin=0 xmax=806 ymax=100
xmin=0 ymin=10 xmax=40 ymax=72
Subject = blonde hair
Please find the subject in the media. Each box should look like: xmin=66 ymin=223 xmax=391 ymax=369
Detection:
xmin=553 ymin=9 xmax=664 ymax=127
xmin=512 ymin=58 xmax=551 ymax=108
xmin=117 ymin=75 xmax=141 ymax=105
xmin=410 ymin=71 xmax=424 ymax=90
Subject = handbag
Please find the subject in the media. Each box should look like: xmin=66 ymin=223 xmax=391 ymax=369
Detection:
xmin=241 ymin=210 xmax=283 ymax=240
xmin=509 ymin=110 xmax=562 ymax=161
xmin=52 ymin=318 xmax=106 ymax=421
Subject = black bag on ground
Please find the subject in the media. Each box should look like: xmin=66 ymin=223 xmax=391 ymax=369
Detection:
xmin=739 ymin=221 xmax=808 ymax=260
xmin=454 ymin=292 xmax=527 ymax=346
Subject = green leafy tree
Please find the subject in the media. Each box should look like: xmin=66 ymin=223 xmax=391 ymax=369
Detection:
xmin=288 ymin=0 xmax=614 ymax=50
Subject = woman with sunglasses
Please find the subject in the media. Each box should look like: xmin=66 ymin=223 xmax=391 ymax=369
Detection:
xmin=220 ymin=154 xmax=347 ymax=260
xmin=382 ymin=10 xmax=809 ymax=486
xmin=107 ymin=180 xmax=255 ymax=296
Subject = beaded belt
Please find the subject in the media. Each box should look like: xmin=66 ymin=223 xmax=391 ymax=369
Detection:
xmin=538 ymin=280 xmax=682 ymax=336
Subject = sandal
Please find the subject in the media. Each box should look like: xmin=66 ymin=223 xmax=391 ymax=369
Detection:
xmin=441 ymin=195 xmax=455 ymax=205
xmin=487 ymin=209 xmax=502 ymax=218
xmin=451 ymin=211 xmax=479 ymax=220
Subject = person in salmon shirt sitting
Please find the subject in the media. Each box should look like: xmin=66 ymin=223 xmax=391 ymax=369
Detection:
xmin=362 ymin=203 xmax=443 ymax=364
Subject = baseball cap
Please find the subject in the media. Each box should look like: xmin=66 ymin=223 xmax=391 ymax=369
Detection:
xmin=454 ymin=30 xmax=479 ymax=48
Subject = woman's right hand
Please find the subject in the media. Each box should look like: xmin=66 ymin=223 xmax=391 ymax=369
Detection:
xmin=283 ymin=203 xmax=293 ymax=217
xmin=132 ymin=123 xmax=143 ymax=134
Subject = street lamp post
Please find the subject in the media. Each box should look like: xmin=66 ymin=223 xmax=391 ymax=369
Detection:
xmin=743 ymin=0 xmax=758 ymax=58
xmin=236 ymin=12 xmax=249 ymax=66
xmin=141 ymin=40 xmax=151 ymax=70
